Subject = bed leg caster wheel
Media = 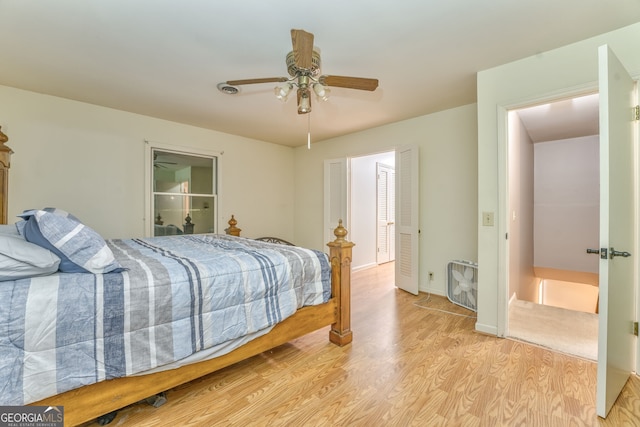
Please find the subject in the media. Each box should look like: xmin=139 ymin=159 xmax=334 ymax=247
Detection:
xmin=145 ymin=392 xmax=167 ymax=408
xmin=97 ymin=411 xmax=118 ymax=425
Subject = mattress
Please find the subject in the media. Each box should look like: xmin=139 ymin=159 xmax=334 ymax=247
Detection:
xmin=0 ymin=234 xmax=330 ymax=405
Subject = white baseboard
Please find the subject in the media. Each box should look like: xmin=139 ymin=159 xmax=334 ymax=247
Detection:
xmin=475 ymin=322 xmax=498 ymax=336
xmin=351 ymin=262 xmax=378 ymax=272
xmin=420 ymin=284 xmax=446 ymax=297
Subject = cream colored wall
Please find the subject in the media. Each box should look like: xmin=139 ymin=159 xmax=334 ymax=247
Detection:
xmin=0 ymin=85 xmax=295 ymax=240
xmin=293 ymin=104 xmax=478 ymax=295
xmin=477 ymin=22 xmax=640 ymax=335
xmin=534 ymin=135 xmax=599 ymax=274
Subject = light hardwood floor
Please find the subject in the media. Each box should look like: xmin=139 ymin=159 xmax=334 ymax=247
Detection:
xmin=86 ymin=262 xmax=640 ymax=426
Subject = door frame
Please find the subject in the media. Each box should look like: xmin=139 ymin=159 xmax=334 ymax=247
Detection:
xmin=498 ymin=82 xmax=640 ymax=370
xmin=323 ymin=146 xmax=410 ymax=274
xmin=497 ymin=84 xmax=600 ymax=338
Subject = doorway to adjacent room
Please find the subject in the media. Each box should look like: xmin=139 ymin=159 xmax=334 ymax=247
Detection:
xmin=505 ymin=93 xmax=600 ymax=361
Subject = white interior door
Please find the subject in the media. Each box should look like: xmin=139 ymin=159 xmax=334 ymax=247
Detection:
xmin=377 ymin=163 xmax=395 ymax=264
xmin=395 ymin=145 xmax=419 ymax=294
xmin=596 ymin=44 xmax=637 ymax=418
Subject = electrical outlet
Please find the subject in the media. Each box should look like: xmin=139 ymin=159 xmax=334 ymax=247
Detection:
xmin=482 ymin=211 xmax=494 ymax=226
xmin=428 ymin=271 xmax=434 ymax=281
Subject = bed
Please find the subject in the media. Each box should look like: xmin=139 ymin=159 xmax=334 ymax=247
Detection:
xmin=0 ymin=135 xmax=354 ymax=426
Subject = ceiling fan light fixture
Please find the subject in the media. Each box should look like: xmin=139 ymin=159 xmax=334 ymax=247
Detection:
xmin=221 ymin=29 xmax=378 ymax=124
xmin=274 ymin=83 xmax=292 ymax=101
xmin=297 ymin=88 xmax=311 ymax=114
xmin=312 ymin=83 xmax=330 ymax=101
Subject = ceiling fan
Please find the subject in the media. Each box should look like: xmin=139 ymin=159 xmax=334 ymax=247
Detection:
xmin=153 ymin=152 xmax=177 ymax=169
xmin=217 ymin=29 xmax=379 ymax=115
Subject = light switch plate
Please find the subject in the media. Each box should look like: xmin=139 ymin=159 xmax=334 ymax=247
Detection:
xmin=482 ymin=211 xmax=494 ymax=226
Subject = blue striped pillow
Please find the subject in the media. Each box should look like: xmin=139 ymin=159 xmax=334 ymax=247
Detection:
xmin=17 ymin=208 xmax=123 ymax=274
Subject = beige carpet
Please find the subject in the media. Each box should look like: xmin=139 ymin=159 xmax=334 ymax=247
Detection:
xmin=508 ymin=299 xmax=598 ymax=361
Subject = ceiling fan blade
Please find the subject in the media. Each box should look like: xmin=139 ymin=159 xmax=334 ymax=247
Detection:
xmin=225 ymin=77 xmax=288 ymax=86
xmin=319 ymin=75 xmax=379 ymax=91
xmin=291 ymin=29 xmax=314 ymax=70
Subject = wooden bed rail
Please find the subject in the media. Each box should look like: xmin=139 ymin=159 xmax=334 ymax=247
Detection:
xmin=33 ymin=216 xmax=354 ymax=427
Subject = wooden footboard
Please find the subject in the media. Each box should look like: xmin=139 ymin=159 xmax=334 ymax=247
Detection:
xmin=33 ymin=220 xmax=354 ymax=427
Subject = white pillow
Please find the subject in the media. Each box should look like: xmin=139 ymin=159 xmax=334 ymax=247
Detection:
xmin=0 ymin=234 xmax=61 ymax=281
xmin=0 ymin=223 xmax=20 ymax=237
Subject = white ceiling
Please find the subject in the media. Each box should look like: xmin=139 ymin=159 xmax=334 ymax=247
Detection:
xmin=0 ymin=1 xmax=637 ymax=147
xmin=517 ymin=93 xmax=600 ymax=143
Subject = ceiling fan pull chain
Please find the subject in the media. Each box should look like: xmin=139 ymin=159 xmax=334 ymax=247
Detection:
xmin=307 ymin=113 xmax=311 ymax=150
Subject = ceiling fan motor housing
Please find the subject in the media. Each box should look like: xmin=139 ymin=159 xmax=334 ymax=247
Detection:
xmin=286 ymin=50 xmax=321 ymax=78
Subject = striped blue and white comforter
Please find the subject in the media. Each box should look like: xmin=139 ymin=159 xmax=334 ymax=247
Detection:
xmin=0 ymin=234 xmax=331 ymax=405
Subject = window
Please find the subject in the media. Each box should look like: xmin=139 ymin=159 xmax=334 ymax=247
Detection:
xmin=148 ymin=146 xmax=218 ymax=236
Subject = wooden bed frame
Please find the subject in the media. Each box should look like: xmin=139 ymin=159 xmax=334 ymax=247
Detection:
xmin=0 ymin=126 xmax=11 ymax=225
xmin=0 ymin=133 xmax=354 ymax=426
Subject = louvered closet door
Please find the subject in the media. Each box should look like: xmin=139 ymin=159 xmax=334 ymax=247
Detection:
xmin=395 ymin=145 xmax=419 ymax=295
xmin=377 ymin=163 xmax=396 ymax=264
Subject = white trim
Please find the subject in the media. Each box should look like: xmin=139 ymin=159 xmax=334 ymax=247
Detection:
xmin=352 ymin=262 xmax=378 ymax=273
xmin=475 ymin=323 xmax=498 ymax=336
xmin=496 ymin=84 xmax=600 ymax=338
xmin=497 ymin=105 xmax=509 ymax=338
xmin=500 ymin=82 xmax=599 ymax=111
xmin=633 ymin=82 xmax=640 ymax=375
xmin=423 ymin=286 xmax=446 ymax=297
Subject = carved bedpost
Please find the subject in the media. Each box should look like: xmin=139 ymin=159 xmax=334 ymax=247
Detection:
xmin=0 ymin=127 xmax=12 ymax=225
xmin=225 ymin=214 xmax=241 ymax=237
xmin=327 ymin=220 xmax=355 ymax=346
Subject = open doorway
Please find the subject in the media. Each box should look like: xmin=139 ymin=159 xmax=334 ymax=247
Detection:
xmin=325 ymin=146 xmax=418 ymax=293
xmin=506 ymin=93 xmax=600 ymax=360
xmin=349 ymin=151 xmax=395 ymax=271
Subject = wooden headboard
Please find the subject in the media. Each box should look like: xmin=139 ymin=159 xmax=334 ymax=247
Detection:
xmin=0 ymin=126 xmax=12 ymax=225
